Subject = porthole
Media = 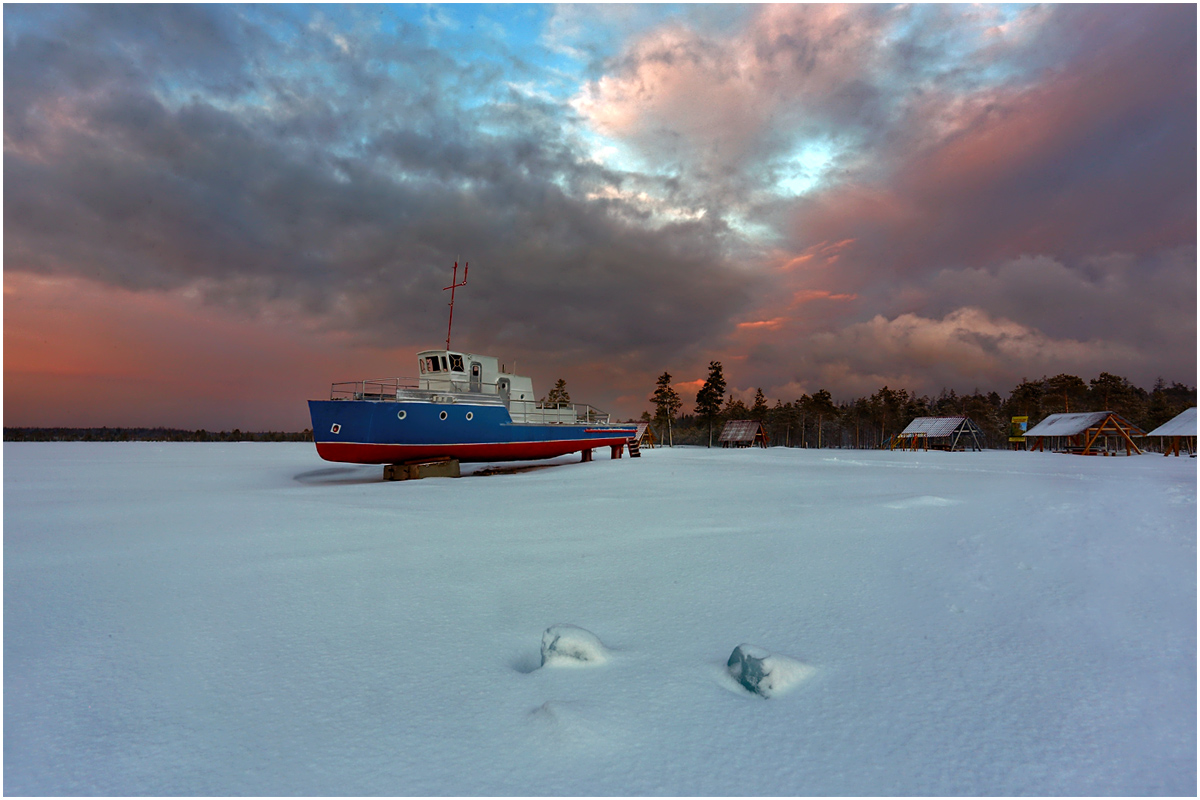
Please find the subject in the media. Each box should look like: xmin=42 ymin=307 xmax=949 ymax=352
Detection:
xmin=397 ymin=409 xmax=407 ymax=420
xmin=439 ymin=410 xmax=448 ymax=420
xmin=465 ymin=412 xmax=474 ymax=421
xmin=330 ymin=423 xmax=342 ymax=434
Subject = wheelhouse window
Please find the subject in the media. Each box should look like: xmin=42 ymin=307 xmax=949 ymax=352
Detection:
xmin=425 ymin=356 xmax=440 ymax=373
xmin=449 ymin=354 xmax=465 ymax=372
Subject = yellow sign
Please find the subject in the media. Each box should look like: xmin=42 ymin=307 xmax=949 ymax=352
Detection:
xmin=1009 ymin=416 xmax=1028 ymax=442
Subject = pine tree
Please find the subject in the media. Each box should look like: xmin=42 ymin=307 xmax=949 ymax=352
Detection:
xmin=544 ymin=379 xmax=570 ymax=407
xmin=650 ymin=371 xmax=683 ymax=446
xmin=1044 ymin=373 xmax=1087 ymax=414
xmin=751 ymin=388 xmax=769 ymax=421
xmin=695 ymin=361 xmax=726 ymax=447
xmin=806 ymin=389 xmax=836 ymax=449
xmin=723 ymin=396 xmax=750 ymax=420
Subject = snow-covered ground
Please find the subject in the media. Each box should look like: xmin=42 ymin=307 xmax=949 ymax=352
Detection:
xmin=4 ymin=443 xmax=1195 ymax=795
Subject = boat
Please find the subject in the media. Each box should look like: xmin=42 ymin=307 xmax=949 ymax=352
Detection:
xmin=308 ymin=262 xmax=637 ymax=465
xmin=308 ymin=351 xmax=638 ymax=464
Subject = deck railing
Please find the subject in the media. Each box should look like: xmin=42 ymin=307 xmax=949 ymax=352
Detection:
xmin=513 ymin=402 xmax=612 ymax=425
xmin=330 ymin=377 xmax=419 ymax=400
xmin=328 ymin=379 xmax=615 ymax=425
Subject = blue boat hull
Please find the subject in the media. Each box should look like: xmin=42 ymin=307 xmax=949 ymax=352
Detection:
xmin=308 ymin=399 xmax=637 ymax=464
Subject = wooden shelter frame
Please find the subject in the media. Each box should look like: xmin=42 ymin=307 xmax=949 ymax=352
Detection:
xmin=719 ymin=419 xmax=769 ymax=448
xmin=891 ymin=417 xmax=985 ymax=452
xmin=1027 ymin=412 xmax=1146 ymax=456
xmin=1144 ymin=407 xmax=1196 ymax=457
xmin=1160 ymin=435 xmax=1195 ymax=457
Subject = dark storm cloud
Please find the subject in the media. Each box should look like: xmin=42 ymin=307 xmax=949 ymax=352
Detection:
xmin=780 ymin=4 xmax=1196 ymax=377
xmin=4 ymin=4 xmax=753 ymax=368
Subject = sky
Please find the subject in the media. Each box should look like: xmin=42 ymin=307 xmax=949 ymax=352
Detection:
xmin=4 ymin=3 xmax=1196 ymax=430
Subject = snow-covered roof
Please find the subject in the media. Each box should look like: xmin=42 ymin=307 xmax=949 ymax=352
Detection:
xmin=719 ymin=419 xmax=764 ymax=442
xmin=1146 ymin=407 xmax=1197 ymax=437
xmin=899 ymin=417 xmax=973 ymax=437
xmin=1024 ymin=411 xmax=1124 ymax=438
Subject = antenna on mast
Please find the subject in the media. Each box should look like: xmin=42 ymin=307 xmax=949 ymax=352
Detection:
xmin=443 ymin=260 xmax=468 ymax=350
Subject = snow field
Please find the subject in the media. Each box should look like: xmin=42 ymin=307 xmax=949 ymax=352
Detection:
xmin=3 ymin=442 xmax=1195 ymax=795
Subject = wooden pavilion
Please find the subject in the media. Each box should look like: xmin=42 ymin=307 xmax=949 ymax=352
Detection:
xmin=1023 ymin=411 xmax=1146 ymax=455
xmin=892 ymin=416 xmax=985 ymax=451
xmin=719 ymin=419 xmax=769 ymax=448
xmin=1145 ymin=407 xmax=1196 ymax=457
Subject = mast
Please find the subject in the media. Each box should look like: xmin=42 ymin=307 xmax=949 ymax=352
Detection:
xmin=443 ymin=260 xmax=468 ymax=350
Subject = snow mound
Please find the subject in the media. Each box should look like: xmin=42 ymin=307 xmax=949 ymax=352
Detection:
xmin=884 ymin=495 xmax=958 ymax=509
xmin=726 ymin=644 xmax=814 ymax=698
xmin=541 ymin=624 xmax=610 ymax=667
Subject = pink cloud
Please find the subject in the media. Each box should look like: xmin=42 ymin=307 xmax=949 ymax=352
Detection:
xmin=791 ymin=290 xmax=858 ymax=305
xmin=776 ymin=239 xmax=858 ymax=272
xmin=572 ymin=5 xmax=894 ymax=178
xmin=736 ymin=317 xmax=786 ymax=331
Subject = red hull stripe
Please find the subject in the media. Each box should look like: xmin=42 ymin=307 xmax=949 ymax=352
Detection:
xmin=315 ymin=436 xmax=633 ymax=464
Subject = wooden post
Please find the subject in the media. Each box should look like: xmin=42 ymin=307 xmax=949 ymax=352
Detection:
xmin=611 ymin=443 xmax=623 ymax=459
xmin=581 ymin=448 xmax=593 ymax=462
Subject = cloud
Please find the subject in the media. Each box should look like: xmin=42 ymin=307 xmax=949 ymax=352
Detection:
xmin=791 ymin=290 xmax=857 ymax=305
xmin=736 ymin=318 xmax=786 ymax=331
xmin=735 ymin=307 xmax=1150 ymax=403
xmin=578 ymin=3 xmax=1195 ymax=403
xmin=815 ymin=307 xmax=1140 ymax=378
xmin=3 ymin=4 xmax=755 ymax=379
xmin=784 ymin=5 xmax=1196 ymax=279
xmin=923 ymin=250 xmax=1196 ymax=355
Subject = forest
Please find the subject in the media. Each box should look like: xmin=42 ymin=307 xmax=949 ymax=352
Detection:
xmin=643 ymin=366 xmax=1197 ymax=450
xmin=5 ymin=369 xmax=1194 ymax=450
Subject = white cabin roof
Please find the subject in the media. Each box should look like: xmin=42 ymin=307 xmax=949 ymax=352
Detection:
xmin=899 ymin=416 xmax=976 ymax=437
xmin=1024 ymin=411 xmax=1120 ymax=438
xmin=1146 ymin=407 xmax=1197 ymax=437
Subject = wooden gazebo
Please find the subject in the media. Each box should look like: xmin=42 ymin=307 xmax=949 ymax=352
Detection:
xmin=892 ymin=416 xmax=985 ymax=451
xmin=719 ymin=420 xmax=769 ymax=448
xmin=1145 ymin=407 xmax=1196 ymax=457
xmin=1023 ymin=411 xmax=1146 ymax=455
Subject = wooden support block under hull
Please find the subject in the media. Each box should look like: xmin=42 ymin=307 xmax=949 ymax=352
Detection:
xmin=383 ymin=458 xmax=461 ymax=481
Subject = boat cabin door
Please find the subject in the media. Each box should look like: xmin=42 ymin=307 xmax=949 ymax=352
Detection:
xmin=497 ymin=377 xmax=510 ymax=405
xmin=470 ymin=362 xmax=482 ymax=393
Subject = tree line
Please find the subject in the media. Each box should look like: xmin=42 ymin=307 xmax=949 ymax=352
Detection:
xmin=4 ymin=427 xmax=314 ymax=442
xmin=643 ymin=364 xmax=1196 ymax=450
